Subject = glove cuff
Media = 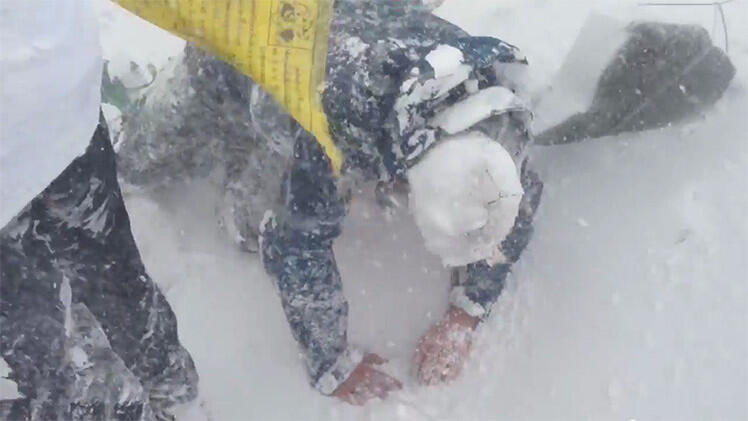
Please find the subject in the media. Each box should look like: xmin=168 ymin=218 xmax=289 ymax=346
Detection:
xmin=449 ymin=286 xmax=488 ymax=318
xmin=314 ymin=347 xmax=364 ymax=395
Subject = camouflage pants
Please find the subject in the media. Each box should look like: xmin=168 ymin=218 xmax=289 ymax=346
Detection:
xmin=0 ymin=115 xmax=198 ymax=420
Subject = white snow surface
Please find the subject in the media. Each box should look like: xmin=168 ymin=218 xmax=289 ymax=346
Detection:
xmin=104 ymin=0 xmax=748 ymax=419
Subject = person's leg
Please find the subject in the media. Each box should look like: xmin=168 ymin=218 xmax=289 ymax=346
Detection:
xmin=117 ymin=44 xmax=294 ymax=253
xmin=1 ymin=114 xmax=197 ymax=420
xmin=0 ymin=115 xmax=155 ymax=420
xmin=69 ymin=116 xmax=199 ymax=416
xmin=222 ymin=84 xmax=297 ymax=252
xmin=222 ymin=138 xmax=287 ymax=252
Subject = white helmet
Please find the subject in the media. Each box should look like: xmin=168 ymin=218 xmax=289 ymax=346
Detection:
xmin=407 ymin=87 xmax=526 ymax=267
xmin=408 ymin=132 xmax=523 ymax=267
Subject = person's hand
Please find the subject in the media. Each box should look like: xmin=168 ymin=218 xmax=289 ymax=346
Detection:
xmin=333 ymin=353 xmax=403 ymax=405
xmin=414 ymin=306 xmax=479 ymax=386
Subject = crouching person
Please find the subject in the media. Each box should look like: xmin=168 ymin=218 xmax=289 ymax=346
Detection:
xmin=111 ymin=0 xmax=542 ymax=405
xmin=258 ymin=0 xmax=543 ymax=404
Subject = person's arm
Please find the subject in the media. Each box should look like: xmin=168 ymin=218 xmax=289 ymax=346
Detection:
xmin=451 ymin=162 xmax=544 ymax=319
xmin=415 ymin=161 xmax=543 ymax=385
xmin=259 ymin=131 xmax=352 ymax=394
xmin=260 ymin=132 xmax=400 ymax=402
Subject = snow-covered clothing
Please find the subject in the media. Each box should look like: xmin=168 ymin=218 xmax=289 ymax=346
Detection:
xmin=0 ymin=115 xmax=198 ymax=420
xmin=324 ymin=1 xmax=527 ymax=179
xmin=535 ymin=19 xmax=735 ymax=145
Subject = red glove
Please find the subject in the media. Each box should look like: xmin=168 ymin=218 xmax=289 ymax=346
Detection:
xmin=333 ymin=353 xmax=402 ymax=405
xmin=414 ymin=306 xmax=479 ymax=385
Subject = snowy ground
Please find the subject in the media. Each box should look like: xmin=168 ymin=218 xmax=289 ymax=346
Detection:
xmin=105 ymin=0 xmax=747 ymax=419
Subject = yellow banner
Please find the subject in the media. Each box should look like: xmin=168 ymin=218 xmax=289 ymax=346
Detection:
xmin=115 ymin=0 xmax=342 ymax=173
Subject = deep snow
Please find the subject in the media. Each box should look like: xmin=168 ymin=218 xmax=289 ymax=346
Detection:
xmin=109 ymin=0 xmax=747 ymax=419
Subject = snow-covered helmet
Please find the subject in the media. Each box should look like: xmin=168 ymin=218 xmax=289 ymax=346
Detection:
xmin=407 ymin=87 xmax=528 ymax=267
xmin=408 ymin=133 xmax=523 ymax=267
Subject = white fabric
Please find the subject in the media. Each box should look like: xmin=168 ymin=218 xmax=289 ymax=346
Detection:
xmin=1 ymin=0 xmax=102 ymax=225
xmin=430 ymin=86 xmax=528 ymax=135
xmin=408 ymin=132 xmax=523 ymax=267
